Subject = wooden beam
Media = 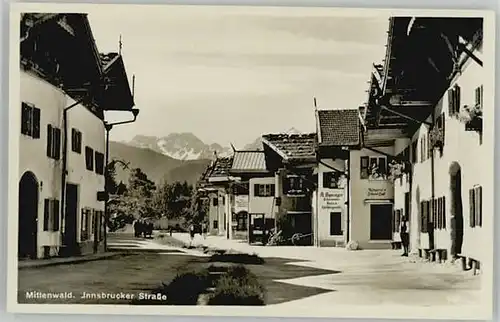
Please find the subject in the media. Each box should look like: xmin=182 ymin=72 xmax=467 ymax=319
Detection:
xmin=381 ymin=105 xmax=432 ymax=126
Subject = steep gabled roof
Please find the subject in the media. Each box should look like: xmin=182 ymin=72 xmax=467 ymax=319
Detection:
xmin=317 ymin=109 xmax=361 ymax=147
xmin=261 ymin=133 xmax=317 ymax=162
xmin=231 ymin=151 xmax=268 ymax=173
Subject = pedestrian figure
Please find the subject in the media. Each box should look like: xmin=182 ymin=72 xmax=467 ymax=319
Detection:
xmin=133 ymin=219 xmax=140 ymax=238
xmin=400 ymin=216 xmax=410 ymax=257
xmin=189 ymin=223 xmax=195 ymax=247
xmin=202 ymin=222 xmax=207 ymax=239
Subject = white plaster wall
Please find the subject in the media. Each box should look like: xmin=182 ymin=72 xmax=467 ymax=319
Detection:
xmin=19 ymin=71 xmax=66 ymax=255
xmin=409 ymin=51 xmax=485 ymax=261
xmin=66 ymin=96 xmax=105 ymax=243
xmin=19 ymin=71 xmax=106 ymax=256
xmin=248 ymin=177 xmax=276 ymax=218
xmin=316 ymin=159 xmax=347 ymax=245
xmin=350 ymin=148 xmax=395 ymax=249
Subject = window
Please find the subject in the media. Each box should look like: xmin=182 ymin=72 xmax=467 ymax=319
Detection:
xmin=233 ymin=182 xmax=249 ymax=195
xmin=213 ymin=220 xmax=218 ymax=229
xmin=43 ymin=198 xmax=60 ymax=231
xmin=222 ymin=196 xmax=225 ymax=206
xmin=46 ymin=125 xmax=61 ymax=160
xmin=95 ymin=151 xmax=105 ymax=175
xmin=21 ymin=102 xmax=40 ymax=138
xmin=213 ymin=197 xmax=218 ymax=206
xmin=255 ymin=184 xmax=275 ymax=197
xmin=469 ymin=186 xmax=482 ymax=227
xmin=475 ymin=85 xmax=483 ymax=109
xmin=329 ymin=212 xmax=343 ymax=236
xmin=420 ymin=201 xmax=429 ymax=233
xmin=448 ymin=84 xmax=461 ymax=116
xmin=236 ymin=213 xmax=248 ymax=231
xmin=85 ymin=146 xmax=94 ymax=171
xmin=435 ymin=196 xmax=446 ymax=230
xmin=71 ymin=128 xmax=82 ymax=153
xmin=323 ymin=171 xmax=341 ymax=189
xmin=360 ymin=156 xmax=387 ymax=180
xmin=283 ymin=175 xmax=305 ymax=194
xmin=81 ymin=208 xmax=91 ymax=241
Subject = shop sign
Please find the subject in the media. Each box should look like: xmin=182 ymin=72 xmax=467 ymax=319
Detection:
xmin=234 ymin=195 xmax=249 ymax=212
xmin=319 ymin=190 xmax=343 ymax=210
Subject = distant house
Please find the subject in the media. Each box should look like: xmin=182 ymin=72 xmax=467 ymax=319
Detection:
xmin=229 ymin=150 xmax=271 ymax=240
xmin=261 ymin=133 xmax=317 ymax=246
xmin=197 ymin=156 xmax=234 ymax=237
xmin=315 ymin=109 xmax=362 ymax=247
xmin=18 ymin=14 xmax=135 ymax=259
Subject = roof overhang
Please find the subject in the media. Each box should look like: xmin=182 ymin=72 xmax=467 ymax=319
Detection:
xmin=365 ymin=17 xmax=482 ymax=134
xmin=100 ymin=54 xmax=135 ymax=111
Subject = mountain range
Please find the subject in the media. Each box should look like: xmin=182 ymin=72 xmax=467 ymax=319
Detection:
xmin=109 ymin=128 xmax=301 ymax=185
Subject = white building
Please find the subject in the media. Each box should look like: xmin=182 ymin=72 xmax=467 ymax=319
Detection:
xmin=18 ymin=14 xmax=135 ymax=259
xmin=363 ymin=17 xmax=485 ymax=266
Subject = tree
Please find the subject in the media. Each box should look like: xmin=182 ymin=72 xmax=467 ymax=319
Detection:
xmin=116 ymin=168 xmax=157 ymax=220
xmin=154 ymin=181 xmax=194 ymax=221
xmin=105 ymin=161 xmax=118 ymax=195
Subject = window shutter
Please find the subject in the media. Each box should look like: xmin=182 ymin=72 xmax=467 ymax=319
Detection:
xmin=447 ymin=89 xmax=454 ymax=115
xmin=270 ymin=184 xmax=276 ymax=196
xmin=442 ymin=196 xmax=446 ymax=229
xmin=254 ymin=184 xmax=260 ymax=197
xmin=43 ymin=199 xmax=50 ymax=231
xmin=32 ymin=107 xmax=40 ymax=138
xmin=53 ymin=199 xmax=60 ymax=231
xmin=360 ymin=156 xmax=369 ymax=178
xmin=476 ymin=187 xmax=483 ymax=227
xmin=21 ymin=103 xmax=30 ymax=135
xmin=454 ymin=85 xmax=461 ymax=114
xmin=469 ymin=189 xmax=475 ymax=227
xmin=77 ymin=131 xmax=82 ymax=153
xmin=54 ymin=128 xmax=61 ymax=160
xmin=46 ymin=124 xmax=53 ymax=157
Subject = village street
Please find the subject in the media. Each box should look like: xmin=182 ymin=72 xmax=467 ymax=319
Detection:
xmin=18 ymin=228 xmax=481 ymax=309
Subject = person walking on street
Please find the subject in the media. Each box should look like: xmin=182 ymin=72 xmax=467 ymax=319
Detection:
xmin=189 ymin=223 xmax=195 ymax=247
xmin=400 ymin=216 xmax=410 ymax=257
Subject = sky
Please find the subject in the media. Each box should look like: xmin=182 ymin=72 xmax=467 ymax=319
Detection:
xmin=88 ymin=6 xmax=389 ymax=148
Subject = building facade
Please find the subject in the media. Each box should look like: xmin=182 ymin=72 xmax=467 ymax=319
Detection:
xmin=18 ymin=14 xmax=135 ymax=259
xmin=363 ymin=17 xmax=484 ymax=266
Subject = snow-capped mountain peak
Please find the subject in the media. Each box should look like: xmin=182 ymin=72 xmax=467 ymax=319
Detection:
xmin=127 ymin=133 xmax=232 ymax=161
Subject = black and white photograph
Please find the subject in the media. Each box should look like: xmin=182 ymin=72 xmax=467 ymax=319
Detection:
xmin=7 ymin=3 xmax=495 ymax=320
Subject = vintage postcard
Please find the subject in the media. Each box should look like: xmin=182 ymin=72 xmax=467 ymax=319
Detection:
xmin=7 ymin=2 xmax=495 ymax=320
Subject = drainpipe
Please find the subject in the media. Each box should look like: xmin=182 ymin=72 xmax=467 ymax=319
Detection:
xmin=60 ymin=98 xmax=86 ymax=255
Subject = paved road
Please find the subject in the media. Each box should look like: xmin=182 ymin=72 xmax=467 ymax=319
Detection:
xmin=171 ymin=232 xmax=482 ymax=308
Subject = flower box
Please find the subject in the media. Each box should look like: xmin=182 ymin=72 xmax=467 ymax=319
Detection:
xmin=460 ymin=105 xmax=483 ymax=133
xmin=388 ymin=160 xmax=410 ymax=182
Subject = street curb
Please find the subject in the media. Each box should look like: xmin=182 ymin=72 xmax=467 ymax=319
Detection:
xmin=18 ymin=252 xmax=127 ymax=270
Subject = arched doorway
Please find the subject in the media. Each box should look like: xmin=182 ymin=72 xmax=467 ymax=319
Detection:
xmin=449 ymin=162 xmax=464 ymax=258
xmin=18 ymin=171 xmax=39 ymax=259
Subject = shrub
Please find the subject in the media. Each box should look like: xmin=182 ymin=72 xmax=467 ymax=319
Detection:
xmin=163 ymin=269 xmax=210 ymax=305
xmin=207 ymin=265 xmax=266 ymax=306
xmin=209 ymin=253 xmax=265 ymax=265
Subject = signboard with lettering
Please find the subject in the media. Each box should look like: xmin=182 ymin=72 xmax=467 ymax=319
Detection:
xmin=234 ymin=195 xmax=249 ymax=212
xmin=318 ymin=189 xmax=344 ymax=210
xmin=366 ymin=187 xmax=392 ymax=199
